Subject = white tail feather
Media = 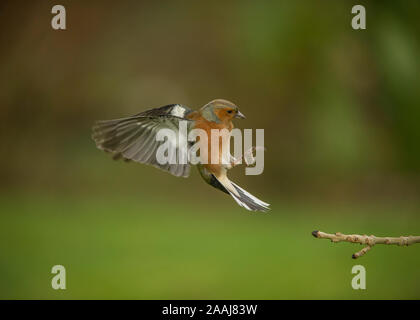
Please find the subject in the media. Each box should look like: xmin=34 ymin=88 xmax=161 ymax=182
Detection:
xmin=219 ymin=178 xmax=270 ymax=212
xmin=231 ymin=182 xmax=270 ymax=207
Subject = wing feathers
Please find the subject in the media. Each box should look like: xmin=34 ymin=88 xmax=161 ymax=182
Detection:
xmin=92 ymin=104 xmax=193 ymax=178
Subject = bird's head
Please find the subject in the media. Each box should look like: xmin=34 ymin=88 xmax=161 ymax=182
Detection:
xmin=200 ymin=99 xmax=246 ymax=123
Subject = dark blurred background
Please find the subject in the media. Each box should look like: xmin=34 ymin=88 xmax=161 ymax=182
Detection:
xmin=0 ymin=0 xmax=419 ymax=299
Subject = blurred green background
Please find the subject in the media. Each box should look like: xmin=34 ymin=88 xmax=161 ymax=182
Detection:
xmin=0 ymin=0 xmax=419 ymax=299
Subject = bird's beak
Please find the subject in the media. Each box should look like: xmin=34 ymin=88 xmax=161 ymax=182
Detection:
xmin=235 ymin=110 xmax=246 ymax=119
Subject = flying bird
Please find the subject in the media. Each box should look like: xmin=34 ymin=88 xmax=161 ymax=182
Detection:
xmin=92 ymin=99 xmax=270 ymax=212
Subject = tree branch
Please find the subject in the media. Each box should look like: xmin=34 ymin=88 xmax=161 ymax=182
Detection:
xmin=311 ymin=230 xmax=420 ymax=259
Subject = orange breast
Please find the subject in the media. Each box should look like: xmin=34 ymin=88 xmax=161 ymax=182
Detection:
xmin=189 ymin=114 xmax=233 ymax=176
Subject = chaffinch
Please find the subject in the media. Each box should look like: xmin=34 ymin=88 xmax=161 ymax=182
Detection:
xmin=92 ymin=99 xmax=270 ymax=212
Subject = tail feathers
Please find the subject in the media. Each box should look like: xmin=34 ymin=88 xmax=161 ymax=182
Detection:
xmin=228 ymin=182 xmax=270 ymax=212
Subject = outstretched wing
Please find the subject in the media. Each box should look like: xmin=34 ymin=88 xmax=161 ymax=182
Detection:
xmin=92 ymin=104 xmax=194 ymax=177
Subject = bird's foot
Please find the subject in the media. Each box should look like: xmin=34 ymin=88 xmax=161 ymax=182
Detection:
xmin=244 ymin=146 xmax=266 ymax=166
xmin=230 ymin=146 xmax=265 ymax=168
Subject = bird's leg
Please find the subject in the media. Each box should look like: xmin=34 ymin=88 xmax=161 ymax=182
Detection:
xmin=229 ymin=155 xmax=240 ymax=168
xmin=230 ymin=146 xmax=264 ymax=168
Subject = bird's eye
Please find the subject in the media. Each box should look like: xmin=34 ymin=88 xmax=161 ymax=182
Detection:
xmin=227 ymin=110 xmax=233 ymax=114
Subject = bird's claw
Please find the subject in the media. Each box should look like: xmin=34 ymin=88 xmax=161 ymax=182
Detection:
xmin=244 ymin=146 xmax=265 ymax=166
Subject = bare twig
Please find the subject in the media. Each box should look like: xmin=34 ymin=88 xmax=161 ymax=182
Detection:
xmin=312 ymin=230 xmax=420 ymax=259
